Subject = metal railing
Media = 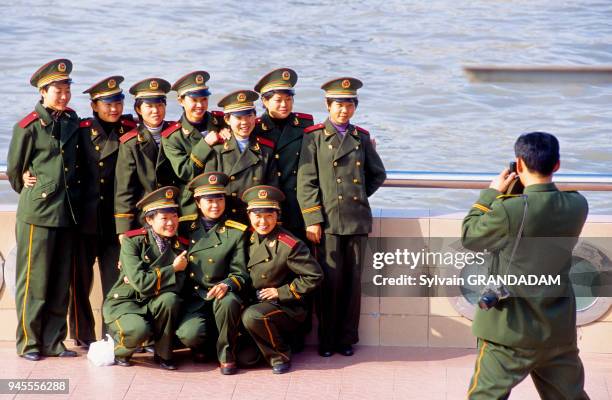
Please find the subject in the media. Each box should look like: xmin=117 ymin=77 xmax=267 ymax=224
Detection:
xmin=1 ymin=164 xmax=611 ymax=191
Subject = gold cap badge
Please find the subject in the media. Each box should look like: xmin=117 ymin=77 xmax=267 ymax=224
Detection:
xmin=237 ymin=92 xmax=247 ymax=102
xmin=208 ymin=175 xmax=218 ymax=184
xmin=281 ymin=70 xmax=291 ymax=80
xmin=58 ymin=62 xmax=67 ymax=72
xmin=150 ymin=80 xmax=159 ymax=90
xmin=341 ymin=79 xmax=351 ymax=89
xmin=195 ymin=74 xmax=204 ymax=84
xmin=108 ymin=79 xmax=116 ymax=89
xmin=165 ymin=189 xmax=174 ymax=199
xmin=258 ymin=190 xmax=268 ymax=199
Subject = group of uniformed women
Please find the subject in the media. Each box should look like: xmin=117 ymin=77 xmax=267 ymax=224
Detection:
xmin=7 ymin=59 xmax=387 ymax=375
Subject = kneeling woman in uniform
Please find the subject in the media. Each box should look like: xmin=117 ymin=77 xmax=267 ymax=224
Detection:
xmin=103 ymin=187 xmax=188 ymax=370
xmin=240 ymin=186 xmax=322 ymax=374
xmin=176 ymin=172 xmax=249 ymax=375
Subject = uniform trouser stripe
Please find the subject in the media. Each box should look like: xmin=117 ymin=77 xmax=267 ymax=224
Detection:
xmin=20 ymin=224 xmax=34 ymax=355
xmin=467 ymin=341 xmax=488 ymax=397
xmin=114 ymin=320 xmax=125 ymax=350
xmin=71 ymin=255 xmax=79 ymax=339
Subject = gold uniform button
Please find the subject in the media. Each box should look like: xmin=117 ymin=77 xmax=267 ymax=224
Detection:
xmin=205 ymin=274 xmax=210 ymax=279
xmin=296 ymin=152 xmax=299 ymax=156
xmin=336 ymin=178 xmax=342 ymax=183
xmin=231 ymin=192 xmax=237 ymax=197
xmin=356 ymin=161 xmax=361 ymax=166
xmin=64 ymin=167 xmax=68 ymax=172
xmin=252 ymin=177 xmax=258 ymax=181
xmin=41 ymin=192 xmax=47 ymax=198
xmin=191 ymin=239 xmax=196 ymax=244
xmin=230 ymin=176 xmax=236 ymax=181
xmin=261 ymin=274 xmax=266 ymax=279
xmin=113 ymin=293 xmax=119 ymax=299
xmin=208 ymin=258 xmax=214 ymax=263
xmin=214 ymin=244 xmax=219 ymax=247
xmin=61 ymin=150 xmax=64 ymax=154
xmin=95 ymin=145 xmax=100 ymax=151
xmin=100 ymin=178 xmax=105 ymax=183
xmin=353 ymin=179 xmax=359 ymax=183
xmin=232 ymin=209 xmax=237 ymax=213
xmin=275 ymin=154 xmax=279 ymax=159
xmin=265 ymin=258 xmax=269 ymax=262
xmin=99 ymin=161 xmax=104 ymax=167
xmin=293 ymin=170 xmax=297 ymax=175
xmin=353 ymin=196 xmax=358 ymax=200
xmin=189 ymin=255 xmax=194 ymax=261
xmin=333 ymin=162 xmax=338 ymax=167
xmin=194 ymin=285 xmax=199 ymax=290
xmin=338 ymin=195 xmax=343 ymax=200
xmin=190 ymin=272 xmax=195 ymax=277
xmin=277 ymin=172 xmax=282 ymax=176
xmin=100 ymin=195 xmax=104 ymax=200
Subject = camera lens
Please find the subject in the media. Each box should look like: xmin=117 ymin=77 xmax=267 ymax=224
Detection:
xmin=478 ymin=290 xmax=499 ymax=310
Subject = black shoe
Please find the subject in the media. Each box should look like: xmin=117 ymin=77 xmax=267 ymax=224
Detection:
xmin=144 ymin=345 xmax=155 ymax=354
xmin=115 ymin=357 xmax=132 ymax=367
xmin=20 ymin=352 xmax=41 ymax=361
xmin=135 ymin=346 xmax=146 ymax=353
xmin=154 ymin=354 xmax=177 ymax=371
xmin=272 ymin=362 xmax=291 ymax=374
xmin=58 ymin=349 xmax=78 ymax=357
xmin=220 ymin=362 xmax=237 ymax=375
xmin=318 ymin=348 xmax=333 ymax=357
xmin=337 ymin=345 xmax=354 ymax=356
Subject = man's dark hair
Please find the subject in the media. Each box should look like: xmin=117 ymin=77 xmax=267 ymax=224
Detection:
xmin=514 ymin=131 xmax=560 ymax=176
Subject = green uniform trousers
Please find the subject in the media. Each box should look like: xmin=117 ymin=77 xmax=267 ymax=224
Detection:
xmin=315 ymin=233 xmax=366 ymax=351
xmin=175 ymin=292 xmax=243 ymax=363
xmin=69 ymin=235 xmax=120 ymax=342
xmin=242 ymin=302 xmax=298 ymax=366
xmin=107 ymin=292 xmax=181 ymax=360
xmin=467 ymin=339 xmax=590 ymax=400
xmin=15 ymin=221 xmax=75 ymax=356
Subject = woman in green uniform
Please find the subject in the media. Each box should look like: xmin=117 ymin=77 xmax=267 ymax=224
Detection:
xmin=7 ymin=59 xmax=80 ymax=361
xmin=175 ymin=172 xmax=249 ymax=375
xmin=204 ymin=90 xmax=278 ymax=224
xmin=114 ymin=78 xmax=179 ymax=240
xmin=161 ymin=71 xmax=227 ymax=217
xmin=240 ymin=185 xmax=322 ymax=374
xmin=103 ymin=186 xmax=187 ymax=370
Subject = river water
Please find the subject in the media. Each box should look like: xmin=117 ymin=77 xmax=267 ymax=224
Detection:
xmin=1 ymin=0 xmax=611 ymax=214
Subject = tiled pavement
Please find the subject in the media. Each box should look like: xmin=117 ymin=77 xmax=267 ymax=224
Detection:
xmin=0 ymin=342 xmax=610 ymax=399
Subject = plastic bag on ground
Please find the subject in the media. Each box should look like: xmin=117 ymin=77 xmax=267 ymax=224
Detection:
xmin=87 ymin=334 xmax=115 ymax=366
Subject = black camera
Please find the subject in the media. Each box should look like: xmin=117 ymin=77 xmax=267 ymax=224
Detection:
xmin=478 ymin=284 xmax=510 ymax=310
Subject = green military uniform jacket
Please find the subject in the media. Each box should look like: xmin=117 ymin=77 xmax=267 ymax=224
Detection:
xmin=79 ymin=115 xmax=136 ymax=239
xmin=462 ymin=183 xmax=589 ymax=348
xmin=181 ymin=217 xmax=249 ymax=311
xmin=254 ymin=111 xmax=313 ymax=233
xmin=114 ymin=122 xmax=180 ymax=233
xmin=7 ymin=102 xmax=81 ymax=226
xmin=103 ymin=228 xmax=188 ymax=323
xmin=297 ymin=118 xmax=386 ymax=235
xmin=247 ymin=227 xmax=323 ymax=321
xmin=204 ymin=135 xmax=278 ymax=221
xmin=161 ymin=111 xmax=226 ymax=215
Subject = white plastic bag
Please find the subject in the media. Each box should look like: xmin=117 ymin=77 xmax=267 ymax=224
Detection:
xmin=87 ymin=334 xmax=115 ymax=366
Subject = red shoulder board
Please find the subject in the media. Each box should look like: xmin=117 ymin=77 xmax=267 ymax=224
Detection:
xmin=18 ymin=111 xmax=39 ymax=128
xmin=125 ymin=228 xmax=146 ymax=238
xmin=304 ymin=123 xmax=324 ymax=134
xmin=355 ymin=125 xmax=369 ymax=135
xmin=278 ymin=232 xmax=297 ymax=249
xmin=121 ymin=117 xmax=137 ymax=129
xmin=79 ymin=119 xmax=92 ymax=128
xmin=211 ymin=110 xmax=224 ymax=117
xmin=294 ymin=112 xmax=313 ymax=120
xmin=161 ymin=121 xmax=180 ymax=138
xmin=119 ymin=128 xmax=139 ymax=144
xmin=178 ymin=236 xmax=190 ymax=245
xmin=256 ymin=136 xmax=275 ymax=149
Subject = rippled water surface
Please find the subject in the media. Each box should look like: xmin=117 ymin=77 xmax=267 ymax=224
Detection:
xmin=1 ymin=0 xmax=611 ymax=213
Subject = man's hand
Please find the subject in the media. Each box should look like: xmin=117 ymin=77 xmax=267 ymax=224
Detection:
xmin=258 ymin=287 xmax=279 ymax=301
xmin=123 ymin=276 xmax=130 ymax=284
xmin=22 ymin=171 xmax=37 ymax=188
xmin=206 ymin=283 xmax=229 ymax=300
xmin=204 ymin=130 xmax=222 ymax=146
xmin=218 ymin=127 xmax=232 ymax=141
xmin=173 ymin=250 xmax=188 ymax=272
xmin=118 ymin=234 xmax=125 ymax=245
xmin=489 ymin=167 xmax=517 ymax=193
xmin=306 ymin=224 xmax=322 ymax=244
